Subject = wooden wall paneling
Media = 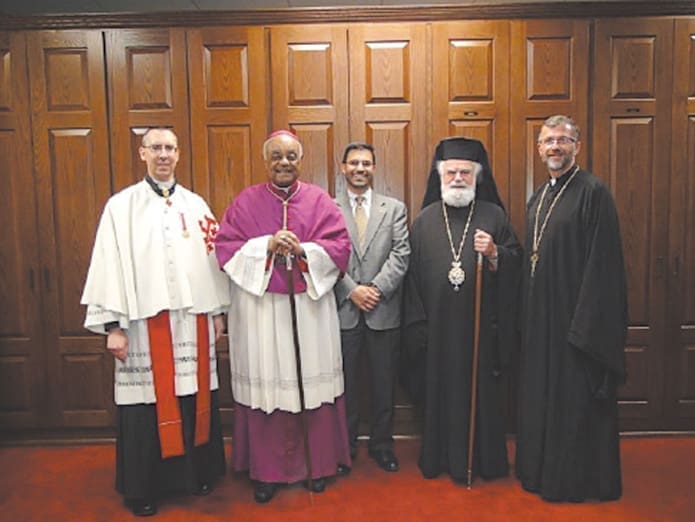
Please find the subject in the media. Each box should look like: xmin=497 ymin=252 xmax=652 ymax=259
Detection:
xmin=668 ymin=17 xmax=695 ymax=428
xmin=269 ymin=25 xmax=349 ymax=195
xmin=593 ymin=18 xmax=674 ymax=430
xmin=509 ymin=19 xmax=590 ymax=240
xmin=27 ymin=30 xmax=114 ymax=428
xmin=431 ymin=21 xmax=510 ymax=212
xmin=187 ymin=25 xmax=269 ymax=428
xmin=0 ymin=32 xmax=45 ymax=431
xmin=347 ymin=22 xmax=428 ymax=436
xmin=347 ymin=23 xmax=428 ymax=215
xmin=105 ymin=28 xmax=191 ymax=191
xmin=187 ymin=26 xmax=268 ymax=219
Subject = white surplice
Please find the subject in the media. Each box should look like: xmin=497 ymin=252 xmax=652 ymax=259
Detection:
xmin=223 ymin=237 xmax=344 ymax=413
xmin=81 ymin=179 xmax=230 ymax=405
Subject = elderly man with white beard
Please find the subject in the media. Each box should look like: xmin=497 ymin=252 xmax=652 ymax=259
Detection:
xmin=401 ymin=136 xmax=522 ymax=484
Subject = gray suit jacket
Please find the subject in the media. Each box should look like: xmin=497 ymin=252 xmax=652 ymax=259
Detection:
xmin=334 ymin=190 xmax=410 ymax=330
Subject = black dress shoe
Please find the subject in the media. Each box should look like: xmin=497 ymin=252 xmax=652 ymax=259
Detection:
xmin=304 ymin=477 xmax=326 ymax=493
xmin=253 ymin=481 xmax=277 ymax=504
xmin=336 ymin=463 xmax=351 ymax=476
xmin=127 ymin=499 xmax=157 ymax=517
xmin=369 ymin=449 xmax=400 ymax=472
xmin=194 ymin=482 xmax=212 ymax=496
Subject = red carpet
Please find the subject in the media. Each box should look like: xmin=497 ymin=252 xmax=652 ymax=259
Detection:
xmin=0 ymin=437 xmax=693 ymax=521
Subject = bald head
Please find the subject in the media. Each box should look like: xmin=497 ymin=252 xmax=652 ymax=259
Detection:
xmin=263 ymin=131 xmax=303 ymax=187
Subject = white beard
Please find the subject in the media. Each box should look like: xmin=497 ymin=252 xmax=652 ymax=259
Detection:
xmin=441 ymin=185 xmax=475 ymax=208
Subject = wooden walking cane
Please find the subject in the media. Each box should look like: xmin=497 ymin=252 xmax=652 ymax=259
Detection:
xmin=284 ymin=250 xmax=315 ymax=498
xmin=466 ymin=252 xmax=484 ymax=489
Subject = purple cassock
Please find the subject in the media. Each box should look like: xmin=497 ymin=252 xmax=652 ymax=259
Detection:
xmin=215 ymin=180 xmax=352 ymax=483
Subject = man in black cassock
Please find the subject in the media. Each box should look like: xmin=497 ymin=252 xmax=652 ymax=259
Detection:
xmin=402 ymin=137 xmax=522 ymax=482
xmin=515 ymin=115 xmax=627 ymax=502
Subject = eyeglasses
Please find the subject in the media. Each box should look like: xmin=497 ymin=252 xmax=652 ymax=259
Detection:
xmin=144 ymin=144 xmax=178 ymax=153
xmin=538 ymin=136 xmax=577 ymax=147
xmin=347 ymin=160 xmax=373 ymax=168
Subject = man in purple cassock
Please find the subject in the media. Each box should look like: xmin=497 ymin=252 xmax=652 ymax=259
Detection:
xmin=215 ymin=130 xmax=352 ymax=503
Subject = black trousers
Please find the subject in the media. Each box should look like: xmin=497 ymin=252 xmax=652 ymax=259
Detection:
xmin=115 ymin=390 xmax=226 ymax=501
xmin=340 ymin=316 xmax=399 ymax=454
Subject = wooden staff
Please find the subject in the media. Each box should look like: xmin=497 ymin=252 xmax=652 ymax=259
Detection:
xmin=466 ymin=252 xmax=484 ymax=489
xmin=284 ymin=249 xmax=314 ymax=496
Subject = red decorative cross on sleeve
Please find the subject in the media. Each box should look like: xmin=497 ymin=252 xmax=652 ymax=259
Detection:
xmin=198 ymin=215 xmax=219 ymax=254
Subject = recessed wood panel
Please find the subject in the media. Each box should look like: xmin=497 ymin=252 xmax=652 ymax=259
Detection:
xmin=61 ymin=353 xmax=111 ymax=409
xmin=365 ymin=41 xmax=409 ymax=104
xmin=365 ymin=121 xmax=408 ymax=200
xmin=620 ymin=346 xmax=649 ymax=402
xmin=609 ymin=118 xmax=654 ymax=325
xmin=0 ymin=357 xmax=31 ymax=411
xmin=127 ymin=47 xmax=172 ymax=110
xmin=680 ymin=116 xmax=695 ymax=326
xmin=0 ymin=131 xmax=30 ymax=338
xmin=689 ymin=35 xmax=695 ymax=98
xmin=204 ymin=44 xmax=249 ymax=108
xmin=611 ymin=37 xmax=656 ymax=99
xmin=45 ymin=49 xmax=89 ymax=111
xmin=0 ymin=47 xmax=10 ymax=110
xmin=679 ymin=343 xmax=695 ymax=403
xmin=49 ymin=129 xmax=101 ymax=336
xmin=206 ymin=125 xmax=252 ymax=219
xmin=291 ymin=123 xmax=334 ymax=192
xmin=526 ymin=37 xmax=571 ymax=100
xmin=448 ymin=39 xmax=493 ymax=102
xmin=288 ymin=43 xmax=332 ymax=106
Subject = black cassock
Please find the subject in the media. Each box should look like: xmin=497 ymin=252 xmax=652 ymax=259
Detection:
xmin=516 ymin=168 xmax=627 ymax=502
xmin=402 ymin=200 xmax=521 ymax=481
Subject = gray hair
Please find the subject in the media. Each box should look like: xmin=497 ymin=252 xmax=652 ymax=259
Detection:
xmin=262 ymin=133 xmax=304 ymax=160
xmin=541 ymin=115 xmax=580 ymax=141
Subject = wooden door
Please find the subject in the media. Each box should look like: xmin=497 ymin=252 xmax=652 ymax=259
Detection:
xmin=269 ymin=25 xmax=349 ymax=194
xmin=348 ymin=23 xmax=428 ymax=213
xmin=431 ymin=21 xmax=510 ymax=212
xmin=105 ymin=28 xmax=191 ymax=191
xmin=187 ymin=26 xmax=268 ymax=218
xmin=0 ymin=32 xmax=45 ymax=431
xmin=667 ymin=18 xmax=695 ymax=430
xmin=187 ymin=25 xmax=269 ymax=428
xmin=509 ymin=19 xmax=590 ymax=238
xmin=27 ymin=30 xmax=114 ymax=429
xmin=593 ymin=18 xmax=674 ymax=430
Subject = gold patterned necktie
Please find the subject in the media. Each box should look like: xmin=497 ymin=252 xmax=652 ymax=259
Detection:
xmin=354 ymin=195 xmax=367 ymax=249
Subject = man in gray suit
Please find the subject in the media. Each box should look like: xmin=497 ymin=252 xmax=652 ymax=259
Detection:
xmin=334 ymin=142 xmax=410 ymax=473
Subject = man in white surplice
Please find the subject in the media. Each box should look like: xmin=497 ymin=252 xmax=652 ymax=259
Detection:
xmin=81 ymin=128 xmax=229 ymax=517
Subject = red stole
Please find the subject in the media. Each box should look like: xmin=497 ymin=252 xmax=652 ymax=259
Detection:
xmin=147 ymin=311 xmax=211 ymax=459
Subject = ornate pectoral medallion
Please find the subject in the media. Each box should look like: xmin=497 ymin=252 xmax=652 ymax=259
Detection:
xmin=448 ymin=261 xmax=466 ymax=292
